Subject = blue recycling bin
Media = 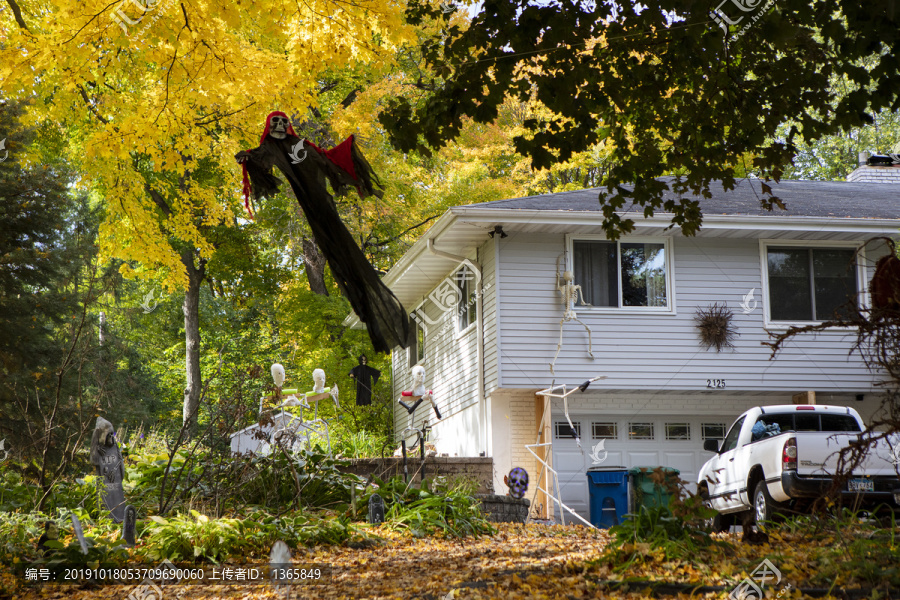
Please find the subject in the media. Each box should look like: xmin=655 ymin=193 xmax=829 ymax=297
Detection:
xmin=586 ymin=466 xmax=629 ymax=528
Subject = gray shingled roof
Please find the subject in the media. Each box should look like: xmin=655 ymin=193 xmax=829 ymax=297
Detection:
xmin=463 ymin=177 xmax=900 ymax=220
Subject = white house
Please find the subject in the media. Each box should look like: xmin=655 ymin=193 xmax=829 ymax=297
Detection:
xmin=347 ymin=163 xmax=900 ymax=523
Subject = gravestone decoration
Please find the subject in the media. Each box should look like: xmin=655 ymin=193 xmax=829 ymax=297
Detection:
xmin=367 ymin=493 xmax=385 ymax=524
xmin=349 ymin=354 xmax=380 ymax=406
xmin=123 ymin=505 xmax=137 ymax=547
xmin=70 ymin=513 xmax=88 ymax=555
xmin=89 ymin=416 xmax=127 ymax=522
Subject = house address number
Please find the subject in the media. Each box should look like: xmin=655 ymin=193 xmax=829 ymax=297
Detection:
xmin=706 ymin=379 xmax=726 ymax=389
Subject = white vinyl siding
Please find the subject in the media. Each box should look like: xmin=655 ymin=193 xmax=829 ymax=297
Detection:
xmin=391 ymin=258 xmax=481 ymax=448
xmin=496 ymin=233 xmax=889 ymax=391
xmin=482 ymin=237 xmax=500 ymax=394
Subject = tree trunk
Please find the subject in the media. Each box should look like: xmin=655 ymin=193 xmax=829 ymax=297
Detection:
xmin=182 ymin=249 xmax=206 ymax=430
xmin=302 ymin=236 xmax=329 ymax=296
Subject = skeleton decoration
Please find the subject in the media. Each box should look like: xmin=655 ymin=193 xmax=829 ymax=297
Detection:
xmin=304 ymin=368 xmax=339 ymax=420
xmin=271 ymin=363 xmax=286 ymax=388
xmin=411 ymin=365 xmax=427 ymax=397
xmin=312 ymin=369 xmax=326 ymax=395
xmin=551 ymin=260 xmax=595 ymax=375
xmin=526 ymin=377 xmax=605 ymax=527
xmin=349 ymin=354 xmax=381 ymax=406
xmin=89 ymin=417 xmax=127 ymax=522
xmin=236 ymin=111 xmax=410 ymax=353
xmin=505 ymin=468 xmax=529 ymax=499
xmin=398 ymin=365 xmax=441 ymax=431
xmin=261 ymin=367 xmax=339 ymax=456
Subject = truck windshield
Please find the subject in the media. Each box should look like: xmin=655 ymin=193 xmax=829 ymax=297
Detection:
xmin=755 ymin=413 xmax=860 ymax=434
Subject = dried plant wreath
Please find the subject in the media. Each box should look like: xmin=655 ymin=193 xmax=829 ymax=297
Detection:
xmin=694 ymin=302 xmax=737 ymax=351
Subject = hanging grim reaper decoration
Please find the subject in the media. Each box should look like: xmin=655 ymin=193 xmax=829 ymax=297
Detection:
xmin=236 ymin=112 xmax=410 ymax=353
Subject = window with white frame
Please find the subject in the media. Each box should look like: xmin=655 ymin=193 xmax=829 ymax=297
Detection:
xmin=571 ymin=238 xmax=670 ymax=309
xmin=455 ymin=265 xmax=477 ymax=331
xmin=555 ymin=421 xmax=581 ymax=439
xmin=408 ymin=316 xmax=425 ymax=367
xmin=765 ymin=245 xmax=860 ymax=322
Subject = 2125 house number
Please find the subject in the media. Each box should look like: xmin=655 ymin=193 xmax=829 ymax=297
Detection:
xmin=706 ymin=379 xmax=726 ymax=389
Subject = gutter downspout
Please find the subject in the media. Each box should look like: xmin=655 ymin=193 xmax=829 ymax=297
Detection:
xmin=426 ymin=238 xmax=487 ymax=456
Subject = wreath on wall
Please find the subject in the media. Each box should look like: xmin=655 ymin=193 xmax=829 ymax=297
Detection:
xmin=694 ymin=302 xmax=737 ymax=351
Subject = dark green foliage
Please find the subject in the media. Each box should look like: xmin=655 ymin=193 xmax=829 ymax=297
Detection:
xmin=359 ymin=476 xmax=496 ymax=539
xmin=142 ymin=510 xmax=362 ymax=563
xmin=596 ymin=495 xmax=724 ymax=576
xmin=0 ymin=102 xmax=163 ymax=480
xmin=382 ymin=0 xmax=900 ymax=239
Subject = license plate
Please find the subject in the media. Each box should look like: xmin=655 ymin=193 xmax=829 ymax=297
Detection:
xmin=849 ymin=478 xmax=874 ymax=492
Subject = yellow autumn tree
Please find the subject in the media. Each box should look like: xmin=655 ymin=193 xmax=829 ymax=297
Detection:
xmin=0 ymin=0 xmax=416 ymax=426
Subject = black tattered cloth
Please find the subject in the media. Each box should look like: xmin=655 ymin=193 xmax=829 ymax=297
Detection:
xmin=349 ymin=360 xmax=381 ymax=406
xmin=238 ymin=123 xmax=410 ymax=353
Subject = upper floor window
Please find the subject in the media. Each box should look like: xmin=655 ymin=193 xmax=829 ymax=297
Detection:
xmin=455 ymin=265 xmax=477 ymax=331
xmin=765 ymin=245 xmax=861 ymax=322
xmin=571 ymin=237 xmax=671 ymax=310
xmin=408 ymin=315 xmax=425 ymax=367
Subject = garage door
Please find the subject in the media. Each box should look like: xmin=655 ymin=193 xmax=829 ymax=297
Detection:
xmin=550 ymin=414 xmax=733 ymax=524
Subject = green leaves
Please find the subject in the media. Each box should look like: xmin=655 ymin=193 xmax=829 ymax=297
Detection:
xmin=382 ymin=0 xmax=900 ymax=239
xmin=361 ymin=476 xmax=496 ymax=539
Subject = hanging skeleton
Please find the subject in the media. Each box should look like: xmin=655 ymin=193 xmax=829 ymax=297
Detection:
xmin=551 ymin=255 xmax=595 ymax=374
xmin=398 ymin=365 xmax=442 ymax=431
xmin=236 ymin=112 xmax=410 ymax=353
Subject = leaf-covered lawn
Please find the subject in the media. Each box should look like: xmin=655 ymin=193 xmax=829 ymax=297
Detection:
xmin=5 ymin=521 xmax=900 ymax=599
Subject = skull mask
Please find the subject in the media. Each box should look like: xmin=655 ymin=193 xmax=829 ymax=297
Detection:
xmin=507 ymin=467 xmax=529 ymax=499
xmin=411 ymin=365 xmax=426 ymax=396
xmin=312 ymin=368 xmax=326 ymax=394
xmin=269 ymin=115 xmax=291 ymax=139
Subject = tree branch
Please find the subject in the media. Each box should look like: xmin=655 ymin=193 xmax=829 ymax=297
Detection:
xmin=363 ymin=214 xmax=440 ymax=249
xmin=4 ymin=0 xmax=29 ymax=31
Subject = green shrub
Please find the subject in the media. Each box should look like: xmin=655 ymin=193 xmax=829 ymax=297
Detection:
xmin=141 ymin=509 xmax=367 ymax=563
xmin=360 ymin=476 xmax=495 ymax=539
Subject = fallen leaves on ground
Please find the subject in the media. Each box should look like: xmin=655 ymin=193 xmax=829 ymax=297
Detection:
xmin=5 ymin=521 xmax=899 ymax=599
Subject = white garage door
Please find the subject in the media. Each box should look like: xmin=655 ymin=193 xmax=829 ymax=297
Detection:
xmin=550 ymin=414 xmax=733 ymax=524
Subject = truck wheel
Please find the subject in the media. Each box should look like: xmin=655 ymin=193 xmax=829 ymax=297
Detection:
xmin=753 ymin=481 xmax=783 ymax=525
xmin=700 ymin=486 xmax=732 ymax=533
xmin=711 ymin=512 xmax=734 ymax=533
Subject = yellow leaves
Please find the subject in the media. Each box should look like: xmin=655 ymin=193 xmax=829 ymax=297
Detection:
xmin=0 ymin=0 xmax=415 ymax=291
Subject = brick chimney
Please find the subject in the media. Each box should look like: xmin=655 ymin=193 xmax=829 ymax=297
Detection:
xmin=847 ymin=151 xmax=900 ymax=183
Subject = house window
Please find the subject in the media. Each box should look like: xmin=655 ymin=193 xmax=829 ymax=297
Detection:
xmin=408 ymin=316 xmax=425 ymax=367
xmin=554 ymin=421 xmax=581 ymax=439
xmin=455 ymin=265 xmax=477 ymax=331
xmin=592 ymin=422 xmax=618 ymax=439
xmin=665 ymin=423 xmax=691 ymax=440
xmin=701 ymin=423 xmax=726 ymax=440
xmin=628 ymin=422 xmax=654 ymax=440
xmin=766 ymin=246 xmax=859 ymax=321
xmin=572 ymin=239 xmax=669 ymax=309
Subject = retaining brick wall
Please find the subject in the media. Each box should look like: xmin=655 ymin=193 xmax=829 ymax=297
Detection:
xmin=340 ymin=457 xmax=494 ymax=493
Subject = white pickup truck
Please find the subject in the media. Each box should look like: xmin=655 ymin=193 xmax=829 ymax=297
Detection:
xmin=698 ymin=404 xmax=900 ymax=530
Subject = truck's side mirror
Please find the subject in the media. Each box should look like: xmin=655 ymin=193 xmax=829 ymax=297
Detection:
xmin=703 ymin=439 xmax=720 ymax=453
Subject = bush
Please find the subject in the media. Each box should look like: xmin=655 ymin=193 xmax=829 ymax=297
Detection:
xmin=359 ymin=476 xmax=495 ymax=539
xmin=141 ymin=509 xmax=367 ymax=563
